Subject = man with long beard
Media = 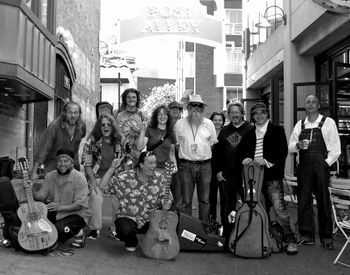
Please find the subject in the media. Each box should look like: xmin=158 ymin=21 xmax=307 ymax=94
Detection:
xmin=174 ymin=94 xmax=217 ymax=223
xmin=31 ymin=101 xmax=86 ymax=180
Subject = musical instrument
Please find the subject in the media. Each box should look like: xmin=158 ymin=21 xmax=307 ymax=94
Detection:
xmin=177 ymin=212 xmax=225 ymax=251
xmin=141 ymin=162 xmax=180 ymax=260
xmin=17 ymin=158 xmax=58 ymax=251
xmin=229 ymin=164 xmax=272 ymax=258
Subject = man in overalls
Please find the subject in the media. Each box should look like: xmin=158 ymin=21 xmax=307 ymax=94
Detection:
xmin=289 ymin=95 xmax=341 ymax=250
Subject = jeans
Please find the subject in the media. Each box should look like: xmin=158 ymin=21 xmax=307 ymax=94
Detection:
xmin=263 ymin=180 xmax=296 ymax=241
xmin=209 ymin=176 xmax=225 ymax=222
xmin=88 ymin=179 xmax=104 ymax=231
xmin=170 ymin=172 xmax=182 ymax=212
xmin=179 ymin=161 xmax=211 ymax=223
xmin=114 ymin=217 xmax=149 ymax=247
xmin=221 ymin=172 xmax=241 ymax=237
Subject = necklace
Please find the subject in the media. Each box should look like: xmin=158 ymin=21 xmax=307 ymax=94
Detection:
xmin=157 ymin=127 xmax=166 ymax=141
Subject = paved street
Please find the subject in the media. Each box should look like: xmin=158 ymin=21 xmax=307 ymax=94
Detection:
xmin=1 ymin=195 xmax=349 ymax=275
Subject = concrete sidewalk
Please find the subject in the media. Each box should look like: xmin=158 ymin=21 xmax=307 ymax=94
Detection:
xmin=1 ymin=194 xmax=350 ymax=275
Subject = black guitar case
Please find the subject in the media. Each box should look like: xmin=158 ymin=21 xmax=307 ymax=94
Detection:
xmin=177 ymin=212 xmax=225 ymax=251
xmin=229 ymin=164 xmax=272 ymax=258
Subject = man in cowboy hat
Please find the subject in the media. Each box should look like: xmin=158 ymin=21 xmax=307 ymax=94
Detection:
xmin=174 ymin=94 xmax=217 ymax=222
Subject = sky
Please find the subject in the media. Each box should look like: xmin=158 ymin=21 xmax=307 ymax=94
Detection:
xmin=100 ymin=0 xmax=179 ymax=78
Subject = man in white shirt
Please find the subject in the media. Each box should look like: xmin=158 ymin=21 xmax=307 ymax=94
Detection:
xmin=288 ymin=95 xmax=341 ymax=250
xmin=174 ymin=94 xmax=217 ymax=222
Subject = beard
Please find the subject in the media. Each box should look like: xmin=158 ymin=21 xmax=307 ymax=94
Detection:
xmin=189 ymin=111 xmax=203 ymax=124
xmin=57 ymin=166 xmax=73 ymax=175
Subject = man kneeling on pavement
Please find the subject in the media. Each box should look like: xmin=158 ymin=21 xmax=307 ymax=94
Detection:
xmin=100 ymin=151 xmax=171 ymax=252
xmin=24 ymin=149 xmax=90 ymax=254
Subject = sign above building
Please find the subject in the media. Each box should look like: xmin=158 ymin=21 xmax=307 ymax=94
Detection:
xmin=119 ymin=0 xmax=222 ymax=45
xmin=312 ymin=0 xmax=350 ymax=14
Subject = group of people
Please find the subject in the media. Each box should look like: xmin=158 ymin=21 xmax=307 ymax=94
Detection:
xmin=0 ymin=88 xmax=341 ymax=257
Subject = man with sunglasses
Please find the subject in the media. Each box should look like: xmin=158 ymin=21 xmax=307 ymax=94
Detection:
xmin=174 ymin=94 xmax=217 ymax=223
xmin=100 ymin=151 xmax=169 ymax=252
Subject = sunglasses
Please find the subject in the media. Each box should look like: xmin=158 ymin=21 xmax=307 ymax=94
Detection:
xmin=101 ymin=123 xmax=112 ymax=127
xmin=189 ymin=103 xmax=204 ymax=108
xmin=145 ymin=151 xmax=154 ymax=157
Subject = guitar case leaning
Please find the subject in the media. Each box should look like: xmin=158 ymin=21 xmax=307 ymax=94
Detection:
xmin=228 ymin=164 xmax=272 ymax=258
xmin=177 ymin=212 xmax=225 ymax=252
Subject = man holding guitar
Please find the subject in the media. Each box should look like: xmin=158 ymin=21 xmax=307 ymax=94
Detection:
xmin=239 ymin=103 xmax=298 ymax=255
xmin=100 ymin=151 xmax=172 ymax=252
xmin=24 ymin=149 xmax=90 ymax=250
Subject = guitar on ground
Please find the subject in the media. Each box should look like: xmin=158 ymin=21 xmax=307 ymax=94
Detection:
xmin=141 ymin=162 xmax=180 ymax=260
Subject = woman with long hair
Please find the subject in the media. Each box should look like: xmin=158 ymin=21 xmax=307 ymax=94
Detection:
xmin=82 ymin=114 xmax=125 ymax=240
xmin=137 ymin=105 xmax=177 ymax=170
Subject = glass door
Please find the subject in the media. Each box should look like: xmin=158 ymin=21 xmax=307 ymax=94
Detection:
xmin=333 ymin=62 xmax=350 ymax=177
xmin=292 ymin=81 xmax=332 ymax=173
xmin=293 ymin=81 xmax=332 ymax=125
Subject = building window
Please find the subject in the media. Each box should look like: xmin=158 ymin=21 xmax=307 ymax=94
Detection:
xmin=225 ymin=9 xmax=242 ymax=35
xmin=41 ymin=0 xmax=48 ymax=28
xmin=25 ymin=0 xmax=32 ymax=8
xmin=24 ymin=0 xmax=55 ymax=34
xmin=226 ymin=44 xmax=243 ymax=74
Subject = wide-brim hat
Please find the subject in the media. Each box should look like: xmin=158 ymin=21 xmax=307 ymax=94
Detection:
xmin=188 ymin=94 xmax=207 ymax=106
xmin=250 ymin=102 xmax=267 ymax=115
xmin=168 ymin=101 xmax=183 ymax=109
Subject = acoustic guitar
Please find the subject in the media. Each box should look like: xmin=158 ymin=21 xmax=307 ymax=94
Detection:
xmin=17 ymin=158 xmax=58 ymax=251
xmin=141 ymin=162 xmax=180 ymax=260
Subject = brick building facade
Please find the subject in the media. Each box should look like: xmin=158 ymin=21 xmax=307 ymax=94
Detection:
xmin=0 ymin=0 xmax=100 ymax=166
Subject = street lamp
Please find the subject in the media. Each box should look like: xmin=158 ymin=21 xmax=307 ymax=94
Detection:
xmin=255 ymin=5 xmax=287 ymax=29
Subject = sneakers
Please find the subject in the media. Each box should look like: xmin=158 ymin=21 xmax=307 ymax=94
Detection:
xmin=87 ymin=230 xmax=99 ymax=240
xmin=297 ymin=238 xmax=315 ymax=247
xmin=125 ymin=246 xmax=136 ymax=252
xmin=71 ymin=228 xmax=86 ymax=248
xmin=110 ymin=231 xmax=120 ymax=241
xmin=286 ymin=241 xmax=298 ymax=255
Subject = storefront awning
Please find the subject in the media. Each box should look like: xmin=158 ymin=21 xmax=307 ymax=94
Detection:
xmin=0 ymin=63 xmax=54 ymax=104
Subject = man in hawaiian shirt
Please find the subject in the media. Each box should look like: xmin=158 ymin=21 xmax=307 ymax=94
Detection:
xmin=100 ymin=151 xmax=171 ymax=252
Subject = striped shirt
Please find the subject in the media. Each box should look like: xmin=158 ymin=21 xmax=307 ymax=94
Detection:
xmin=254 ymin=138 xmax=264 ymax=160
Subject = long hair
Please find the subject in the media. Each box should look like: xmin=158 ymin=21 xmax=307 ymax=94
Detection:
xmin=61 ymin=101 xmax=86 ymax=135
xmin=148 ymin=105 xmax=173 ymax=134
xmin=209 ymin=111 xmax=226 ymax=128
xmin=89 ymin=114 xmax=122 ymax=145
xmin=61 ymin=101 xmax=82 ymax=121
xmin=121 ymin=88 xmax=141 ymax=110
